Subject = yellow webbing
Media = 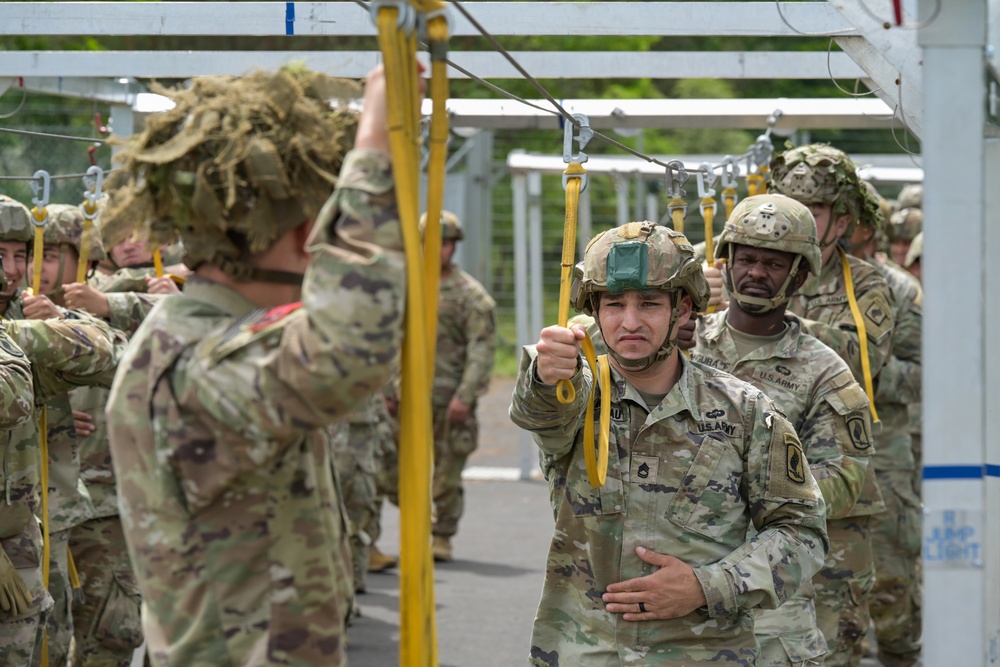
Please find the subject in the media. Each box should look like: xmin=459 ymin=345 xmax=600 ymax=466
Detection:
xmin=701 ymin=197 xmax=718 ymax=314
xmin=31 ymin=224 xmax=44 ymax=298
xmin=556 ymin=162 xmax=586 ymax=405
xmin=76 ymin=217 xmax=92 ymax=283
xmin=376 ymin=3 xmax=446 ymax=664
xmin=152 ymin=249 xmax=164 ymax=278
xmin=580 ymin=341 xmax=610 ymax=487
xmin=839 ymin=247 xmax=880 ymax=423
xmin=722 ymin=186 xmax=738 ymax=223
xmin=668 ymin=196 xmax=686 ymax=234
xmin=746 ymin=173 xmax=765 ymax=198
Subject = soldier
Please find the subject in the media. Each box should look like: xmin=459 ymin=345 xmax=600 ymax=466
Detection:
xmin=422 ymin=210 xmax=497 ymax=562
xmin=20 ymin=203 xmax=119 ymax=667
xmin=886 ymin=208 xmax=922 ymax=269
xmin=510 ymin=221 xmax=828 ymax=666
xmin=368 ymin=381 xmax=401 ymax=573
xmin=0 ymin=197 xmax=127 ymax=665
xmin=685 ymin=194 xmax=879 ymax=666
xmin=765 ymin=143 xmax=897 ymax=666
xmin=103 ymin=65 xmax=406 ymax=665
xmin=848 ymin=185 xmax=924 ymax=667
xmin=903 ymin=231 xmax=923 ymax=282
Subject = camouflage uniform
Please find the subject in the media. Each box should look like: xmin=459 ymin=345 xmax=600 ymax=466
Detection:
xmin=689 ymin=194 xmax=882 ymax=666
xmin=99 ymin=266 xmax=171 ymax=336
xmin=510 ymin=222 xmax=828 ymax=666
xmin=106 ymin=144 xmax=403 ymax=665
xmin=24 ymin=203 xmax=115 ymax=667
xmin=865 ymin=259 xmax=923 ymax=667
xmin=333 ymin=395 xmax=392 ymax=593
xmin=430 ymin=225 xmax=497 ymax=546
xmin=771 ymin=145 xmax=895 ymax=667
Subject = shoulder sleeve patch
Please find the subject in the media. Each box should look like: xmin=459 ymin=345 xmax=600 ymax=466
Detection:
xmin=764 ymin=412 xmax=819 ymax=505
xmin=858 ymin=290 xmax=894 ymax=344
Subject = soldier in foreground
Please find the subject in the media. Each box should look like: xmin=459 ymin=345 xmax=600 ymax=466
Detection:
xmin=686 ymin=195 xmax=878 ymax=666
xmin=510 ymin=222 xmax=828 ymax=666
xmin=104 ymin=65 xmax=406 ymax=666
xmin=422 ymin=210 xmax=497 ymax=562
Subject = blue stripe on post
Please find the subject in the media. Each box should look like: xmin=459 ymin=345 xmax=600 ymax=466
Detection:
xmin=285 ymin=2 xmax=295 ymax=35
xmin=922 ymin=465 xmax=1000 ymax=480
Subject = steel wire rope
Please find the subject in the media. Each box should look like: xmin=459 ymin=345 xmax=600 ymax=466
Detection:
xmin=773 ymin=0 xmax=858 ymax=37
xmin=0 ymin=168 xmax=115 ymax=182
xmin=856 ymin=0 xmax=942 ymax=30
xmin=0 ymin=126 xmax=106 ymax=144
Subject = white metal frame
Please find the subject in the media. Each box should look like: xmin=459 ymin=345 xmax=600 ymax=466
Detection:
xmin=1 ymin=2 xmax=994 ymax=663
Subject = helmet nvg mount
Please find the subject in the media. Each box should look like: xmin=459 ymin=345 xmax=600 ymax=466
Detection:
xmin=573 ymin=220 xmax=709 ymax=371
xmin=715 ymin=194 xmax=820 ymax=313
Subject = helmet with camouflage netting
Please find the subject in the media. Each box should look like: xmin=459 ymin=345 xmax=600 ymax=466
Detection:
xmin=715 ymin=194 xmax=820 ymax=312
xmin=768 ymin=143 xmax=877 ymax=243
xmin=419 ymin=210 xmax=464 ymax=241
xmin=43 ymin=204 xmax=106 ymax=262
xmin=572 ymin=221 xmax=709 ymax=371
xmin=888 ymin=208 xmax=922 ymax=243
xmin=0 ymin=195 xmax=35 ymax=244
xmin=101 ymin=65 xmax=360 ymax=284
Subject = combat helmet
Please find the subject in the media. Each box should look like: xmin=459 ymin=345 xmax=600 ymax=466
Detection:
xmin=0 ymin=195 xmax=35 ymax=243
xmin=101 ymin=66 xmax=360 ymax=284
xmin=897 ymin=183 xmax=923 ymax=211
xmin=715 ymin=194 xmax=820 ymax=312
xmin=419 ymin=210 xmax=464 ymax=241
xmin=768 ymin=143 xmax=877 ymax=245
xmin=572 ymin=221 xmax=709 ymax=371
xmin=39 ymin=204 xmax=106 ymax=294
xmin=888 ymin=208 xmax=922 ymax=243
xmin=43 ymin=204 xmax=106 ymax=261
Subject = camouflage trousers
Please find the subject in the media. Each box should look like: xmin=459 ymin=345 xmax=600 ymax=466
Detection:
xmin=370 ymin=413 xmax=400 ymax=547
xmin=869 ymin=470 xmax=922 ymax=667
xmin=69 ymin=515 xmax=144 ymax=667
xmin=33 ymin=527 xmax=73 ymax=667
xmin=333 ymin=431 xmax=380 ymax=593
xmin=431 ymin=405 xmax=479 ymax=538
xmin=0 ymin=518 xmax=55 ymax=664
xmin=754 ymin=590 xmax=828 ymax=666
xmin=813 ymin=515 xmax=875 ymax=667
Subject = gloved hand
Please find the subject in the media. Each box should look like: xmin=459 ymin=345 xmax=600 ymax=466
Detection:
xmin=0 ymin=548 xmax=32 ymax=617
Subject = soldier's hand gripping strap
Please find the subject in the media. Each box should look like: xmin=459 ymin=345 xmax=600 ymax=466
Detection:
xmin=838 ymin=246 xmax=880 ymax=423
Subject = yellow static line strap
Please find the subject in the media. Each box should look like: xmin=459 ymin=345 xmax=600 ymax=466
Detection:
xmin=76 ymin=218 xmax=92 ymax=284
xmin=668 ymin=196 xmax=686 ymax=234
xmin=67 ymin=545 xmax=81 ymax=590
xmin=556 ymin=163 xmax=586 ymax=405
xmin=581 ymin=338 xmax=610 ymax=488
xmin=153 ymin=249 xmax=164 ymax=278
xmin=701 ymin=198 xmax=717 ymax=314
xmin=722 ymin=187 xmax=738 ymax=222
xmin=32 ymin=225 xmax=44 ymax=295
xmin=746 ymin=174 xmax=765 ymax=198
xmin=839 ymin=247 xmax=880 ymax=423
xmin=376 ymin=4 xmax=440 ymax=666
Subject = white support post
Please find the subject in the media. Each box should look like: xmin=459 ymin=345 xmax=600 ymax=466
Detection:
xmin=614 ymin=174 xmax=629 ymax=226
xmin=920 ymin=2 xmax=996 ymax=665
xmin=512 ymin=170 xmax=537 ymax=480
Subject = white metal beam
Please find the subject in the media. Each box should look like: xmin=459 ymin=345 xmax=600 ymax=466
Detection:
xmin=0 ymin=50 xmax=868 ymax=80
xmin=427 ymin=97 xmax=896 ymax=130
xmin=0 ymin=2 xmax=855 ymax=37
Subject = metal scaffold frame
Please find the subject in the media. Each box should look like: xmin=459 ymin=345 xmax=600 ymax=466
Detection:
xmin=0 ymin=2 xmax=995 ymax=664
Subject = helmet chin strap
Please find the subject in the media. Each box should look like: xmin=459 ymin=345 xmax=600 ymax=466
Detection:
xmin=595 ymin=290 xmax=684 ymax=373
xmin=724 ymin=245 xmax=804 ymax=314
